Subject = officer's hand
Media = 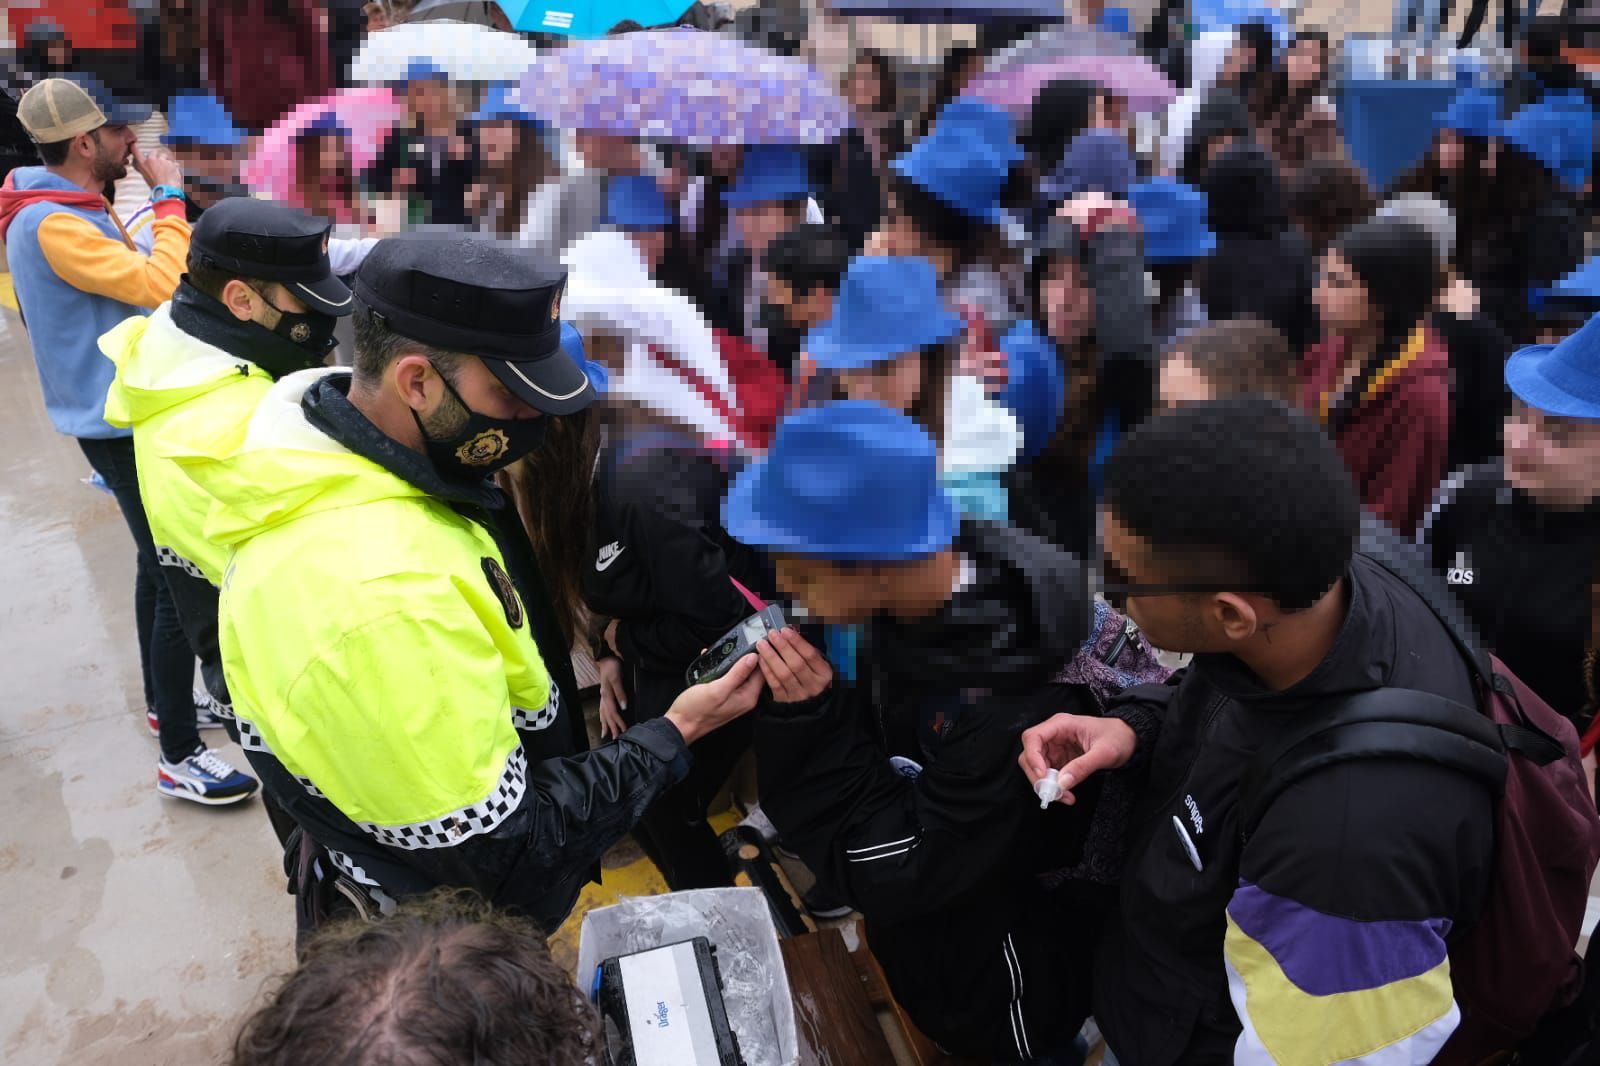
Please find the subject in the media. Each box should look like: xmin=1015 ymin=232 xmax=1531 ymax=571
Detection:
xmin=754 ymin=627 xmax=832 ymax=704
xmin=1018 ymin=714 xmax=1137 ymax=806
xmin=133 ymin=144 xmax=182 ymax=189
xmin=597 ymin=656 xmax=628 ymax=740
xmin=664 ymin=654 xmax=765 ymax=745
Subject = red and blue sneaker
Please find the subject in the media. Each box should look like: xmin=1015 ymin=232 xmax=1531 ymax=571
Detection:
xmin=157 ymin=746 xmax=259 ymax=806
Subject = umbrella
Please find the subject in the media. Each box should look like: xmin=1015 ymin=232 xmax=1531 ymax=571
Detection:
xmin=496 ymin=0 xmax=695 ymax=36
xmin=7 ymin=2 xmax=137 ymax=52
xmin=826 ymin=0 xmax=1065 ymax=21
xmin=968 ymin=54 xmax=1177 ymax=114
xmin=351 ymin=20 xmax=539 ymax=84
xmin=405 ymin=0 xmax=502 ymax=21
xmin=511 ymin=28 xmax=852 ymax=145
xmin=982 ymin=25 xmax=1135 ymax=75
xmin=241 ymin=87 xmax=407 ymax=201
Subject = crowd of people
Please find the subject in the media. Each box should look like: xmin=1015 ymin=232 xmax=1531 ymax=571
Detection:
xmin=4 ymin=1 xmax=1600 ymax=1064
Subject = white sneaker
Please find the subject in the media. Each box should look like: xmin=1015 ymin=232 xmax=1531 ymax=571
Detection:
xmin=157 ymin=747 xmax=259 ymax=806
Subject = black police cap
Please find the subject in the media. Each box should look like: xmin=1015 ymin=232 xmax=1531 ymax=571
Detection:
xmin=354 ymin=233 xmax=595 ymax=415
xmin=189 ymin=198 xmax=353 ymax=316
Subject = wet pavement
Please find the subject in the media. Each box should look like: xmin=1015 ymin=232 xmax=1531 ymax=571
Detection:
xmin=0 ymin=301 xmax=292 ymax=1065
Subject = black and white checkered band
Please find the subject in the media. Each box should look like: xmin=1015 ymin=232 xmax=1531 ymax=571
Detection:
xmin=325 ymin=848 xmax=397 ymax=916
xmin=355 ymin=745 xmax=528 ymax=851
xmin=155 ymin=545 xmax=207 ymax=581
xmin=234 ymin=715 xmax=325 ymax=798
xmin=511 ymin=681 xmax=560 ymax=732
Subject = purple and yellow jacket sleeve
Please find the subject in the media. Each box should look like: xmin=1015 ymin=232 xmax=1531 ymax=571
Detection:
xmin=1224 ymin=880 xmax=1459 ymax=1064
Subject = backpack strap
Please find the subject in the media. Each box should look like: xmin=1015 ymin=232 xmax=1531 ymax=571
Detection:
xmin=1237 ymin=686 xmax=1510 ymax=847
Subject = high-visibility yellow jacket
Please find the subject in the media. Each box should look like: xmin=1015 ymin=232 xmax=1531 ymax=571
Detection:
xmin=175 ymin=367 xmax=690 ymax=926
xmin=100 ymin=303 xmax=273 ymax=584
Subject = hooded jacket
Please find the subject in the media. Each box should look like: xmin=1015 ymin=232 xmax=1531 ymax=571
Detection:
xmin=756 ymin=520 xmax=1103 ymax=1061
xmin=0 ymin=166 xmax=190 ymax=438
xmin=1198 ymin=145 xmax=1318 ymax=352
xmin=1301 ymin=325 xmax=1452 ymax=534
xmin=178 ymin=368 xmax=689 ymax=929
xmin=100 ymin=294 xmax=275 ymax=584
xmin=1094 ymin=553 xmax=1495 ymax=1065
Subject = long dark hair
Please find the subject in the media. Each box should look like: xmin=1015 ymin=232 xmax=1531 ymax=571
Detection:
xmin=1227 ymin=20 xmax=1278 ymax=100
xmin=915 ymin=45 xmax=981 ymax=140
xmin=499 ymin=411 xmax=600 ymax=653
xmin=1323 ymin=218 xmax=1443 ymax=432
xmin=1252 ymin=30 xmax=1330 ymax=132
xmin=846 ymin=49 xmax=899 ymax=116
xmin=1395 ymin=133 xmax=1493 ymax=272
xmin=1020 ymin=79 xmax=1101 ymax=176
xmin=1024 ymin=231 xmax=1104 ymax=488
xmin=479 ymin=122 xmax=556 ymax=239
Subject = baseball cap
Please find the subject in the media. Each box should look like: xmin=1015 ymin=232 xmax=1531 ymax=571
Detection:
xmin=18 ymin=75 xmax=153 ymax=144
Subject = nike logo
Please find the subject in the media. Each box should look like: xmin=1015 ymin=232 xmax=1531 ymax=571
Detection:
xmin=595 ymin=542 xmax=625 ymax=572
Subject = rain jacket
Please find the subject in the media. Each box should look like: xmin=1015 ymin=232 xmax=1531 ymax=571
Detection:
xmin=0 ymin=166 xmax=190 ymax=438
xmin=100 ymin=296 xmax=274 ymax=584
xmin=178 ymin=368 xmax=692 ymax=929
xmin=756 ymin=519 xmax=1104 ymax=1061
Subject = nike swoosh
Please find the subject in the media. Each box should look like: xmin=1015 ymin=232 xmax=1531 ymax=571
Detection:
xmin=596 ymin=548 xmax=624 ymax=572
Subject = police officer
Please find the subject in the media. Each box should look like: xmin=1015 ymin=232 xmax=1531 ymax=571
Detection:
xmin=103 ymin=196 xmax=354 ymax=810
xmin=190 ymin=233 xmax=765 ymax=930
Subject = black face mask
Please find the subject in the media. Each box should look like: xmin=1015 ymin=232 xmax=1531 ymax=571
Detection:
xmin=171 ymin=279 xmax=336 ymax=380
xmin=413 ymin=364 xmax=548 ymax=481
xmin=756 ymin=300 xmax=803 ymax=380
xmin=252 ymin=287 xmax=340 ymax=361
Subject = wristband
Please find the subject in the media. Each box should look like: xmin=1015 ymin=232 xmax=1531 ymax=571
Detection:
xmin=150 ymin=184 xmax=186 ymax=204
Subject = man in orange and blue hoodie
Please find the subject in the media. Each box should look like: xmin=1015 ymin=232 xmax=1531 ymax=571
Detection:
xmin=0 ymin=75 xmax=221 ymax=759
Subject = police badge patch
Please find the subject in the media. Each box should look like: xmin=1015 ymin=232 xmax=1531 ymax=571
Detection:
xmin=456 ymin=428 xmax=511 ymax=467
xmin=482 ymin=557 xmax=524 ymax=629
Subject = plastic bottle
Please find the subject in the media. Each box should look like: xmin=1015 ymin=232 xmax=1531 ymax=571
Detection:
xmin=1034 ymin=771 xmax=1062 ymax=809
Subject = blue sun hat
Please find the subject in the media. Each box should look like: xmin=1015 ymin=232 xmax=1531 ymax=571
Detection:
xmin=1548 ymin=255 xmax=1600 ymax=309
xmin=892 ymin=96 xmax=1023 ymax=224
xmin=805 ymin=256 xmax=963 ymax=371
xmin=723 ymin=400 xmax=960 ymax=561
xmin=1435 ymin=85 xmax=1502 ymax=139
xmin=1129 ymin=177 xmax=1216 ymax=262
xmin=161 ymin=92 xmax=245 ymax=148
xmin=1499 ymin=91 xmax=1595 ymax=189
xmin=724 ymin=144 xmax=813 ymax=207
xmin=602 ymin=174 xmax=672 ymax=230
xmin=560 ymin=322 xmax=609 ymax=395
xmin=1505 ymin=309 xmax=1600 ymax=420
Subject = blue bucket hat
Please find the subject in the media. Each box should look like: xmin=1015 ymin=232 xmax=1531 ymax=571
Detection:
xmin=724 ymin=145 xmax=813 ymax=208
xmin=470 ymin=85 xmax=544 ymax=127
xmin=998 ymin=321 xmax=1065 ymax=461
xmin=892 ymin=96 xmax=1022 ymax=224
xmin=560 ymin=322 xmax=609 ymax=395
xmin=805 ymin=256 xmax=963 ymax=371
xmin=1041 ymin=128 xmax=1136 ymax=203
xmin=1505 ymin=309 xmax=1600 ymax=420
xmin=1100 ymin=7 xmax=1133 ymax=33
xmin=1129 ymin=177 xmax=1216 ymax=262
xmin=161 ymin=91 xmax=245 ymax=148
xmin=1549 ymin=255 xmax=1600 ymax=307
xmin=723 ymin=400 xmax=960 ymax=561
xmin=603 ymin=174 xmax=672 ymax=230
xmin=1435 ymin=86 xmax=1502 ymax=139
xmin=1500 ymin=92 xmax=1595 ymax=189
xmin=295 ymin=111 xmax=350 ymax=142
xmin=395 ymin=59 xmax=449 ymax=86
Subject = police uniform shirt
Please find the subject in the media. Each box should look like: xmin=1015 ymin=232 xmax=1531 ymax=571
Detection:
xmin=1422 ymin=461 xmax=1600 ymax=727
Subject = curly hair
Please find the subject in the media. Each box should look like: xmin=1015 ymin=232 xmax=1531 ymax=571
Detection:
xmin=231 ymin=889 xmax=600 ymax=1066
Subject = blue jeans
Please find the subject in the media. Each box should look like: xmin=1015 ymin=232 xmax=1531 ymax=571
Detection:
xmin=78 ymin=436 xmax=199 ymax=762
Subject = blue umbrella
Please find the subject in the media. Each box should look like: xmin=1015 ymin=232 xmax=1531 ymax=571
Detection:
xmin=828 ymin=0 xmax=1065 ymax=22
xmin=496 ymin=0 xmax=694 ymax=36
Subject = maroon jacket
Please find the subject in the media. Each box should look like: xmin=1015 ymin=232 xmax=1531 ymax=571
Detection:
xmin=205 ymin=0 xmax=334 ymax=132
xmin=1300 ymin=326 xmax=1452 ymax=535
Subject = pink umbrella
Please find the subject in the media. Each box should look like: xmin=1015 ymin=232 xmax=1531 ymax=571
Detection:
xmin=241 ymin=87 xmax=406 ymax=204
xmin=967 ymin=54 xmax=1177 ymax=115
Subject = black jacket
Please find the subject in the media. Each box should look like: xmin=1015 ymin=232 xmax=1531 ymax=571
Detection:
xmin=1422 ymin=461 xmax=1600 ymax=728
xmin=1467 ymin=194 xmax=1586 ymax=344
xmin=756 ymin=521 xmax=1105 ymax=1061
xmin=1095 ymin=552 xmax=1496 ymax=1065
xmin=582 ymin=432 xmax=774 ymax=723
xmin=1433 ymin=309 xmax=1512 ymax=473
xmin=364 ymin=124 xmax=477 ymax=227
xmin=241 ymin=377 xmax=693 ymax=932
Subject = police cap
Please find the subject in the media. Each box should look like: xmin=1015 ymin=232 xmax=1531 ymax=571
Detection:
xmin=190 ymin=198 xmax=353 ymax=316
xmin=354 ymin=233 xmax=595 ymax=415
